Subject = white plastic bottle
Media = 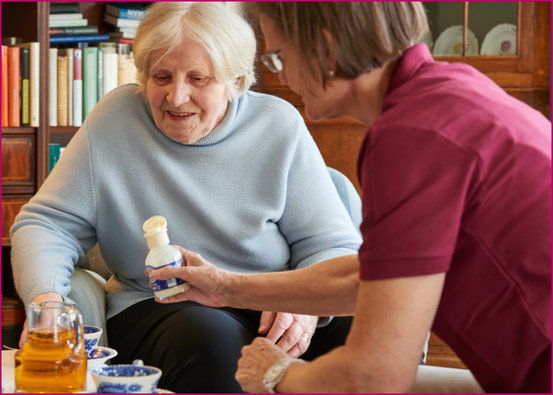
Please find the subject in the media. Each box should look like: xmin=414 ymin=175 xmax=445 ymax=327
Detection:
xmin=143 ymin=215 xmax=189 ymax=299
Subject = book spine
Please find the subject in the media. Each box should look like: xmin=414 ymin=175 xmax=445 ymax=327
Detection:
xmin=49 ymin=34 xmax=110 ymax=44
xmin=28 ymin=42 xmax=40 ymax=127
xmin=118 ymin=53 xmax=137 ymax=86
xmin=103 ymin=52 xmax=118 ymax=96
xmin=106 ymin=5 xmax=145 ymax=20
xmin=57 ymin=52 xmax=68 ymax=126
xmin=7 ymin=46 xmax=20 ymax=127
xmin=48 ymin=48 xmax=58 ymax=126
xmin=103 ymin=15 xmax=141 ymax=28
xmin=2 ymin=46 xmax=8 ymax=127
xmin=49 ymin=143 xmax=61 ymax=173
xmin=50 ymin=26 xmax=99 ymax=36
xmin=49 ymin=19 xmax=88 ymax=28
xmin=97 ymin=49 xmax=104 ymax=100
xmin=50 ymin=2 xmax=81 ymax=14
xmin=20 ymin=47 xmax=29 ymax=126
xmin=82 ymin=47 xmax=98 ymax=122
xmin=73 ymin=48 xmax=82 ymax=127
xmin=67 ymin=48 xmax=73 ymax=126
xmin=48 ymin=12 xmax=84 ymax=20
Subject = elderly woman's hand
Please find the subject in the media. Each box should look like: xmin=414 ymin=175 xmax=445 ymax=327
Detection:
xmin=259 ymin=312 xmax=318 ymax=357
xmin=147 ymin=245 xmax=231 ymax=308
xmin=236 ymin=337 xmax=291 ymax=393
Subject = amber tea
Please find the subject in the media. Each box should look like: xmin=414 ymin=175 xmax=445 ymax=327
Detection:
xmin=15 ymin=301 xmax=87 ymax=393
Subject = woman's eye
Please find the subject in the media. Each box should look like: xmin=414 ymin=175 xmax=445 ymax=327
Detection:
xmin=154 ymin=75 xmax=170 ymax=83
xmin=191 ymin=76 xmax=209 ymax=85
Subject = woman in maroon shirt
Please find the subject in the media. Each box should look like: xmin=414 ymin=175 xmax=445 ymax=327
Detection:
xmin=152 ymin=2 xmax=551 ymax=392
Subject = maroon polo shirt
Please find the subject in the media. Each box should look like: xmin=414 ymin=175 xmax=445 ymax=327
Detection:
xmin=358 ymin=43 xmax=551 ymax=392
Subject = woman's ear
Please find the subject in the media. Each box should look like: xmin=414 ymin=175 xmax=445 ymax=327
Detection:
xmin=322 ymin=29 xmax=337 ymax=73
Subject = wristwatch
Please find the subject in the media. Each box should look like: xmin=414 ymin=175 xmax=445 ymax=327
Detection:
xmin=263 ymin=358 xmax=302 ymax=393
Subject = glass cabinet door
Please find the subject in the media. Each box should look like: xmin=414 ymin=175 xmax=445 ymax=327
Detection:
xmin=421 ymin=1 xmax=518 ymax=57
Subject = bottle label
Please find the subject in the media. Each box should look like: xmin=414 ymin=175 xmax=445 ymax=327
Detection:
xmin=146 ymin=258 xmax=186 ymax=291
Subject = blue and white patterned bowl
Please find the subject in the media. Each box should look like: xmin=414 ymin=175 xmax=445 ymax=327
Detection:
xmin=87 ymin=346 xmax=118 ymax=370
xmin=92 ymin=362 xmax=162 ymax=393
xmin=84 ymin=325 xmax=103 ymax=359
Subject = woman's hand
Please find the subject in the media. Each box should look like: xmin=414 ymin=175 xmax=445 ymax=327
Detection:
xmin=236 ymin=337 xmax=292 ymax=393
xmin=147 ymin=245 xmax=231 ymax=307
xmin=258 ymin=312 xmax=317 ymax=357
xmin=18 ymin=292 xmax=64 ymax=348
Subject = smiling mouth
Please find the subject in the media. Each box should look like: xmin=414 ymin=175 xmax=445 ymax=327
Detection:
xmin=168 ymin=111 xmax=194 ymax=118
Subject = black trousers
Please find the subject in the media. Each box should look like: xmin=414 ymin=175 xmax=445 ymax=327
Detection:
xmin=107 ymin=298 xmax=352 ymax=393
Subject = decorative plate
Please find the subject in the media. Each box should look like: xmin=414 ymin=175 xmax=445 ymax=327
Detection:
xmin=432 ymin=25 xmax=478 ymax=56
xmin=480 ymin=23 xmax=517 ymax=55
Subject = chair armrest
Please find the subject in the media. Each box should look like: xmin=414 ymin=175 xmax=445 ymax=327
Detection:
xmin=68 ymin=268 xmax=108 ymax=346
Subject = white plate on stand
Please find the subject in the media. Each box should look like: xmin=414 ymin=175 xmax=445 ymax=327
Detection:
xmin=433 ymin=25 xmax=478 ymax=56
xmin=480 ymin=23 xmax=516 ymax=55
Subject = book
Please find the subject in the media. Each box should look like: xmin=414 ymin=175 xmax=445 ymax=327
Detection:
xmin=105 ymin=3 xmax=146 ymax=20
xmin=73 ymin=48 xmax=82 ymax=127
xmin=82 ymin=47 xmax=98 ymax=122
xmin=110 ymin=37 xmax=134 ymax=45
xmin=50 ymin=34 xmax=110 ymax=44
xmin=49 ymin=47 xmax=58 ymax=126
xmin=103 ymin=14 xmax=141 ymax=28
xmin=103 ymin=52 xmax=118 ymax=95
xmin=49 ymin=143 xmax=61 ymax=172
xmin=7 ymin=46 xmax=20 ymax=127
xmin=49 ymin=19 xmax=88 ymax=28
xmin=50 ymin=2 xmax=81 ymax=14
xmin=67 ymin=48 xmax=73 ymax=126
xmin=118 ymin=53 xmax=137 ymax=85
xmin=50 ymin=26 xmax=99 ymax=36
xmin=57 ymin=50 xmax=69 ymax=126
xmin=20 ymin=47 xmax=30 ymax=126
xmin=49 ymin=12 xmax=84 ymax=20
xmin=109 ymin=30 xmax=136 ymax=40
xmin=15 ymin=42 xmax=40 ymax=127
xmin=97 ymin=47 xmax=103 ymax=100
xmin=2 ymin=46 xmax=8 ymax=127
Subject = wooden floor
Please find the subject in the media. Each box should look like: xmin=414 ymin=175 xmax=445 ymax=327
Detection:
xmin=426 ymin=332 xmax=467 ymax=369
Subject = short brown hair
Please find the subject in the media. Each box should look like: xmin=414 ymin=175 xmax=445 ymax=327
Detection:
xmin=246 ymin=2 xmax=428 ymax=88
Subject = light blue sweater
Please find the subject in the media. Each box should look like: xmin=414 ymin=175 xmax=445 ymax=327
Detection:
xmin=11 ymin=84 xmax=361 ymax=318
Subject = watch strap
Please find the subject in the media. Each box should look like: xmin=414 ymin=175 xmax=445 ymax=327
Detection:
xmin=263 ymin=358 xmax=302 ymax=393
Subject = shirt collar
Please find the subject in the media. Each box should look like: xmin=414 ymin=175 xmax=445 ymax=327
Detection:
xmin=386 ymin=43 xmax=434 ymax=96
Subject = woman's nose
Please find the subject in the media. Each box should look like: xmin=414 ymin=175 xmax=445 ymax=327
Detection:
xmin=166 ymin=81 xmax=191 ymax=106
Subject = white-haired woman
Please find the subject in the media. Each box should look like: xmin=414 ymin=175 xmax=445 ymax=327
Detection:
xmin=10 ymin=2 xmax=361 ymax=392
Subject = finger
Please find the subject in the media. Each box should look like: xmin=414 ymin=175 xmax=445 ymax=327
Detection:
xmin=275 ymin=320 xmax=303 ymax=352
xmin=265 ymin=313 xmax=293 ymax=343
xmin=258 ymin=311 xmax=276 ymax=335
xmin=148 ymin=265 xmax=184 ymax=281
xmin=174 ymin=246 xmax=204 ymax=267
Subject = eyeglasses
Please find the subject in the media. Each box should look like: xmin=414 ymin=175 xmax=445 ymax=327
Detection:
xmin=261 ymin=49 xmax=283 ymax=73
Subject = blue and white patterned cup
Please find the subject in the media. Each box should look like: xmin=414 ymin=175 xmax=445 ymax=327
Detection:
xmin=84 ymin=325 xmax=103 ymax=359
xmin=92 ymin=361 xmax=162 ymax=393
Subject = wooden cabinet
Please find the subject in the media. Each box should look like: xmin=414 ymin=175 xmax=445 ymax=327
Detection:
xmin=253 ymin=1 xmax=550 ymax=191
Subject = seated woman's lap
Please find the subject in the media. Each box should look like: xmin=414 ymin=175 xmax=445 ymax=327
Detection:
xmin=107 ymin=298 xmax=353 ymax=393
xmin=107 ymin=298 xmax=261 ymax=392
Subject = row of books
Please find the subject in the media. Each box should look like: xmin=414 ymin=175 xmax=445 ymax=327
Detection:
xmin=49 ymin=2 xmax=147 ymax=46
xmin=1 ymin=42 xmax=40 ymax=127
xmin=49 ymin=43 xmax=137 ymax=127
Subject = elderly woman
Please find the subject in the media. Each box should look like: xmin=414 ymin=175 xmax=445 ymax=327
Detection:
xmin=10 ymin=2 xmax=361 ymax=392
xmin=150 ymin=2 xmax=551 ymax=393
